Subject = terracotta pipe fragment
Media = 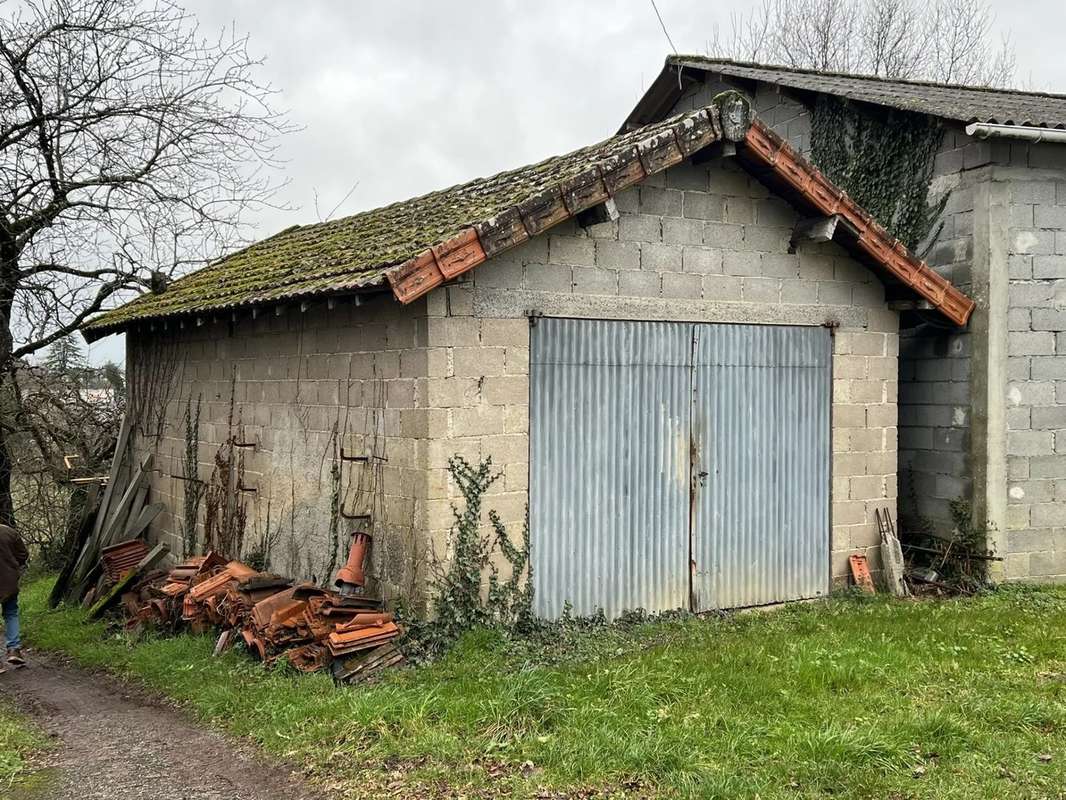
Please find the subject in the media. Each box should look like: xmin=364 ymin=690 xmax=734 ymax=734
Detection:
xmin=334 ymin=531 xmax=372 ymax=589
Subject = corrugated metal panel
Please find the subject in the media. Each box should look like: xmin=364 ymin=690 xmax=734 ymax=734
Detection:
xmin=529 ymin=318 xmax=691 ymax=619
xmin=691 ymin=324 xmax=831 ymax=610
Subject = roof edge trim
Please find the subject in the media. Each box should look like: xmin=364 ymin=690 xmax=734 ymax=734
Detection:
xmin=385 ymin=106 xmax=724 ymax=303
xmin=740 ymin=118 xmax=974 ymax=326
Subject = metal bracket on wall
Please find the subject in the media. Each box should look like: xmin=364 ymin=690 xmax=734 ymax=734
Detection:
xmin=339 ymin=448 xmax=387 ymax=464
xmin=339 ymin=510 xmax=372 ymax=523
xmin=527 ymin=309 xmax=543 ymax=328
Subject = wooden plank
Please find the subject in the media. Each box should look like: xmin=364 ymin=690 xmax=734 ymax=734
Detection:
xmin=49 ymin=483 xmax=101 ymax=608
xmin=88 ymin=542 xmax=170 ymax=620
xmin=120 ymin=486 xmax=149 ymax=538
xmin=90 ymin=414 xmax=132 ymax=542
xmin=124 ymin=503 xmax=166 ymax=540
xmin=64 ymin=415 xmax=133 ymax=599
xmin=98 ymin=455 xmax=153 ymax=549
xmin=70 ymin=454 xmax=153 ymax=598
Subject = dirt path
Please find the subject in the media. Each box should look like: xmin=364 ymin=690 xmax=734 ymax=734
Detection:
xmin=0 ymin=651 xmax=326 ymax=800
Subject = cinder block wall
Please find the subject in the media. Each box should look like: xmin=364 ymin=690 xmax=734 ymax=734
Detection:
xmin=897 ymin=127 xmax=982 ymax=534
xmin=421 ymin=156 xmax=900 ymax=585
xmin=1002 ymin=143 xmax=1066 ymax=581
xmin=127 ymin=295 xmax=433 ymax=601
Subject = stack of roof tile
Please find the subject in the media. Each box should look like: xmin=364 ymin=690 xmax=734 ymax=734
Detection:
xmin=121 ymin=551 xmax=405 ymax=684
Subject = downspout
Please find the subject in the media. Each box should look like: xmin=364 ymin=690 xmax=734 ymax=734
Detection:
xmin=965 ymin=123 xmax=1066 ymax=143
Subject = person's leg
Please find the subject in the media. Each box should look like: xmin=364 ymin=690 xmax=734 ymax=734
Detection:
xmin=2 ymin=594 xmax=23 ymax=663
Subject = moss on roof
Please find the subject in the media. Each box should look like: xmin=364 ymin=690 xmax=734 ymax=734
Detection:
xmin=84 ymin=107 xmax=712 ymax=335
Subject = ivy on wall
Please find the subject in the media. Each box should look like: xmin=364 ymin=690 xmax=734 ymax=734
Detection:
xmin=811 ymin=96 xmax=946 ymax=251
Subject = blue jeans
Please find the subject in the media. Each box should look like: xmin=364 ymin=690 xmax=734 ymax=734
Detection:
xmin=1 ymin=594 xmax=19 ymax=650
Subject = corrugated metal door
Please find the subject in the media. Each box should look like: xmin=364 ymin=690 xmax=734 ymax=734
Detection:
xmin=530 ymin=318 xmax=830 ymax=618
xmin=529 ymin=318 xmax=691 ymax=618
xmin=691 ymin=324 xmax=831 ymax=610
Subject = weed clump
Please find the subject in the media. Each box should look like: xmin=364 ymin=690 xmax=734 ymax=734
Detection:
xmin=400 ymin=456 xmax=533 ymax=661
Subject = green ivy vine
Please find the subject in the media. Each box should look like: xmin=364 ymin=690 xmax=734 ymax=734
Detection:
xmin=811 ymin=96 xmax=947 ymax=251
xmin=400 ymin=454 xmax=533 ymax=661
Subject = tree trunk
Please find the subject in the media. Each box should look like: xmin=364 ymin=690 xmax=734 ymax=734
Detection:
xmin=1 ymin=251 xmax=18 ymax=527
xmin=0 ymin=431 xmax=12 ymax=527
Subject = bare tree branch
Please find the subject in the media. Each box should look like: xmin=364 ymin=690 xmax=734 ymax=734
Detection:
xmin=707 ymin=0 xmax=1016 ymax=87
xmin=0 ymin=0 xmax=291 ymax=524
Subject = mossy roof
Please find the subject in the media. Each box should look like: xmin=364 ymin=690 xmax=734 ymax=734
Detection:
xmin=645 ymin=56 xmax=1066 ymax=129
xmin=83 ymin=107 xmax=711 ymax=336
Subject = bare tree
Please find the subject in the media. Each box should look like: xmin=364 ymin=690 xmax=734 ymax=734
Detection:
xmin=709 ymin=0 xmax=1016 ymax=86
xmin=0 ymin=0 xmax=291 ymax=525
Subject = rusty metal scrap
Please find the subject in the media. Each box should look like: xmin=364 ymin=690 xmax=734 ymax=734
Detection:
xmin=112 ymin=549 xmax=405 ymax=683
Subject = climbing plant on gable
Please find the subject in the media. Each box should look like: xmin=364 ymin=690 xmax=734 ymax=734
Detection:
xmin=811 ymin=96 xmax=947 ymax=252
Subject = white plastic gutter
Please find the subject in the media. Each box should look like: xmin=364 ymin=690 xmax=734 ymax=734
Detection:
xmin=965 ymin=122 xmax=1066 ymax=143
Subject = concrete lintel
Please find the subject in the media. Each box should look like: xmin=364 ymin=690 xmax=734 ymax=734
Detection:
xmin=473 ymin=288 xmax=870 ymax=329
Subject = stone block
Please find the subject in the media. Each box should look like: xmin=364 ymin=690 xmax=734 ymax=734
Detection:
xmin=761 ymin=253 xmax=800 ymax=278
xmin=427 ymin=317 xmax=480 ymax=347
xmin=682 ymin=192 xmax=724 ymax=220
xmin=1008 ymin=307 xmax=1031 ymax=331
xmin=1032 ymin=405 xmax=1066 ymax=429
xmin=641 ymin=242 xmax=683 ymax=273
xmin=1033 ymin=255 xmax=1066 ymax=280
xmin=1006 ymin=406 xmax=1031 ymax=430
xmin=1008 ymin=429 xmax=1055 ymax=456
xmin=1009 ymin=331 xmax=1055 ymax=356
xmin=618 ymin=214 xmax=662 ymax=243
xmin=682 ymin=246 xmax=723 ymax=274
xmin=780 ymin=279 xmax=818 ymax=303
xmin=480 ymin=434 xmax=529 ymax=464
xmin=1029 ymin=455 xmax=1066 ymax=478
xmin=724 ymin=196 xmax=754 ymax=224
xmin=1030 ymin=549 xmax=1066 ymax=578
xmin=453 ymin=346 xmax=506 ymax=377
xmin=1035 ymin=205 xmax=1066 ymax=229
xmin=664 ymin=163 xmax=709 ymax=191
xmin=850 ymin=474 xmax=886 ymax=500
xmin=662 ymin=271 xmax=703 ymax=299
xmin=818 ymin=282 xmax=853 ymax=305
xmin=548 ymin=235 xmax=595 ymax=267
xmin=618 ymin=269 xmax=661 ymax=298
xmin=722 ymin=249 xmax=763 ymax=277
xmin=481 ymin=319 xmax=528 ymax=347
xmin=741 ymin=277 xmax=781 ymax=303
xmin=524 ymin=263 xmax=573 ymax=292
xmin=482 ymin=375 xmax=529 ymax=406
xmin=638 ymin=186 xmax=683 ymax=217
xmin=595 ymin=240 xmax=641 ymax=270
xmin=450 ymin=405 xmax=505 ymax=437
xmin=663 ymin=216 xmax=705 ymax=246
xmin=572 ymin=267 xmax=617 ymax=295
xmin=702 ymin=222 xmax=744 ymax=248
xmin=701 ymin=274 xmax=742 ymax=300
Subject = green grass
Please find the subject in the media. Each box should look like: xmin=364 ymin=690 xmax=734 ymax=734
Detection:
xmin=0 ymin=697 xmax=48 ymax=791
xmin=19 ymin=578 xmax=1066 ymax=799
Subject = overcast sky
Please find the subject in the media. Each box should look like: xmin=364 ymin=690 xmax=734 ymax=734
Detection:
xmin=86 ymin=0 xmax=1066 ymax=364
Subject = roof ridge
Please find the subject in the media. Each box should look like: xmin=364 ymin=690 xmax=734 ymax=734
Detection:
xmin=669 ymin=55 xmax=1066 ymax=104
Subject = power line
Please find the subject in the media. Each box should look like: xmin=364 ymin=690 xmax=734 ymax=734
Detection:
xmin=649 ymin=0 xmax=678 ymax=55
